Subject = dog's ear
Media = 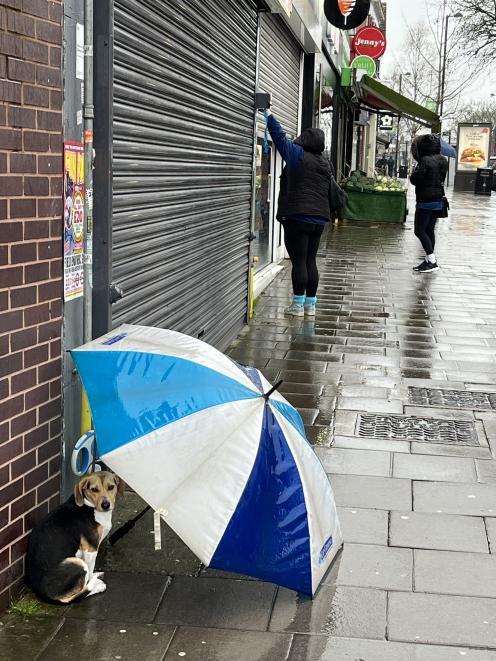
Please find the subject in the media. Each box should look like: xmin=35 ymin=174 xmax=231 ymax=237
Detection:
xmin=74 ymin=477 xmax=89 ymax=506
xmin=115 ymin=475 xmax=125 ymax=495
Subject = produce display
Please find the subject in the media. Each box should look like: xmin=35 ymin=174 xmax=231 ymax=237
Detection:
xmin=341 ymin=171 xmax=406 ymax=194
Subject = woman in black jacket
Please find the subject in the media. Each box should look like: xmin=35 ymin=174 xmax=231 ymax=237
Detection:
xmin=410 ymin=134 xmax=448 ymax=273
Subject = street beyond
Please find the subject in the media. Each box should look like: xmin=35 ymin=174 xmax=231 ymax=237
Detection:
xmin=2 ymin=188 xmax=496 ymax=660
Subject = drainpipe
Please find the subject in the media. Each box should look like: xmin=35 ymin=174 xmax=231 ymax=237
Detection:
xmin=81 ymin=0 xmax=94 ymax=435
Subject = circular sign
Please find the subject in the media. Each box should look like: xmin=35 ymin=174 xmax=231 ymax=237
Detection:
xmin=353 ymin=26 xmax=387 ymax=59
xmin=351 ymin=55 xmax=377 ymax=78
xmin=324 ymin=0 xmax=371 ymax=31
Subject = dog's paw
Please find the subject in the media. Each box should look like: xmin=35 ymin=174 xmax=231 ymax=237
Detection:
xmin=86 ymin=577 xmax=107 ymax=596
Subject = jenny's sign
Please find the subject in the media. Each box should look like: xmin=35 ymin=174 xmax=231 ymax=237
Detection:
xmin=353 ymin=26 xmax=387 ymax=59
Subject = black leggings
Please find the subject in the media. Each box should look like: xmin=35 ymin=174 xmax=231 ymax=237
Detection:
xmin=282 ymin=219 xmax=325 ymax=297
xmin=414 ymin=208 xmax=437 ymax=255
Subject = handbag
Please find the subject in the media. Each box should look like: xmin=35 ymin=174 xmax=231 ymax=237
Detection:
xmin=437 ymin=196 xmax=449 ymax=218
xmin=329 ymin=176 xmax=348 ymax=212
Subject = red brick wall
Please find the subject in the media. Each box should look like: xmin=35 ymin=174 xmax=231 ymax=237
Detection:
xmin=0 ymin=0 xmax=63 ymax=612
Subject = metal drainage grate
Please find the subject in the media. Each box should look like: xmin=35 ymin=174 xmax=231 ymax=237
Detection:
xmin=358 ymin=414 xmax=479 ymax=446
xmin=409 ymin=387 xmax=496 ymax=411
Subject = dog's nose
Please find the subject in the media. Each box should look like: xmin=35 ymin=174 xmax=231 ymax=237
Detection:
xmin=101 ymin=500 xmax=110 ymax=511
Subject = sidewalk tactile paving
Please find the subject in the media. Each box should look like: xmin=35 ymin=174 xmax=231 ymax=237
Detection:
xmin=358 ymin=413 xmax=479 ymax=445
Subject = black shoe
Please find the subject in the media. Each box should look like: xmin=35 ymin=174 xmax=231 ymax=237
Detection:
xmin=413 ymin=260 xmax=427 ymax=271
xmin=416 ymin=261 xmax=439 ymax=273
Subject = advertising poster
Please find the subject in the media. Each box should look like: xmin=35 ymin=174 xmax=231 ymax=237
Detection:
xmin=457 ymin=124 xmax=491 ymax=172
xmin=64 ymin=142 xmax=85 ymax=301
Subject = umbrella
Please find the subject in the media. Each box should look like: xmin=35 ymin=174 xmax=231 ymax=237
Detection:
xmin=440 ymin=138 xmax=457 ymax=159
xmin=71 ymin=324 xmax=342 ymax=596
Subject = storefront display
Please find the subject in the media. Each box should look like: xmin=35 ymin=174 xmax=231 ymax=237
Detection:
xmin=341 ymin=171 xmax=407 ymax=222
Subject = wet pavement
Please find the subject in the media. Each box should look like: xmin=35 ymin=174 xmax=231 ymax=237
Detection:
xmin=3 ymin=189 xmax=496 ymax=660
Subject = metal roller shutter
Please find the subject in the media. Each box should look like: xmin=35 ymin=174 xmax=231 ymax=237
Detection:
xmin=111 ymin=0 xmax=258 ymax=349
xmin=259 ymin=13 xmax=301 ymax=138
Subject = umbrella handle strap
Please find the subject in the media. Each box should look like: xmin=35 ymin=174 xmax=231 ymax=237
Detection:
xmin=263 ymin=379 xmax=283 ymax=401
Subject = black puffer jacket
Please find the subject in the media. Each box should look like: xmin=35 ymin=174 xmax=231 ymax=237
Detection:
xmin=277 ymin=129 xmax=334 ymax=221
xmin=410 ymin=134 xmax=448 ymax=203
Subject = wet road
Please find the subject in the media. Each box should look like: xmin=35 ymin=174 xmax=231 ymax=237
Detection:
xmin=3 ymin=189 xmax=496 ymax=660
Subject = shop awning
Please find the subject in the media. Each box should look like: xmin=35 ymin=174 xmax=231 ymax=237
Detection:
xmin=353 ymin=76 xmax=441 ymax=133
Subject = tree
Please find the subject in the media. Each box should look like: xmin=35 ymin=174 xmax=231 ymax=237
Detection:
xmin=452 ymin=99 xmax=496 ymax=127
xmin=451 ymin=0 xmax=496 ymax=65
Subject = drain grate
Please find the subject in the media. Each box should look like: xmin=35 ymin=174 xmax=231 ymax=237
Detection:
xmin=358 ymin=414 xmax=479 ymax=446
xmin=409 ymin=387 xmax=496 ymax=411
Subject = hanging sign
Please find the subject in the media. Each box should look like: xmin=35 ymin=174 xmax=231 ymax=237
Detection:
xmin=351 ymin=55 xmax=376 ymax=78
xmin=64 ymin=142 xmax=85 ymax=301
xmin=379 ymin=114 xmax=394 ymax=131
xmin=324 ymin=0 xmax=371 ymax=30
xmin=353 ymin=26 xmax=387 ymax=59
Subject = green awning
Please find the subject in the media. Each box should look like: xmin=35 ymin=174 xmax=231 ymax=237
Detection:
xmin=354 ymin=76 xmax=441 ymax=133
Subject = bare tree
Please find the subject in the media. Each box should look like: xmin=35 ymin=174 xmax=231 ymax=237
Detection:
xmin=451 ymin=0 xmax=496 ymax=65
xmin=453 ymin=100 xmax=496 ymax=126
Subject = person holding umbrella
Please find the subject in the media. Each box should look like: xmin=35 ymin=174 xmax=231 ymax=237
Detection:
xmin=410 ymin=134 xmax=448 ymax=273
xmin=264 ymin=110 xmax=345 ymax=317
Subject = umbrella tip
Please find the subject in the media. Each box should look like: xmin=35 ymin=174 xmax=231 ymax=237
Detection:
xmin=263 ymin=379 xmax=284 ymax=401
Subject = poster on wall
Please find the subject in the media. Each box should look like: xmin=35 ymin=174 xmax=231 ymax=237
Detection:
xmin=324 ymin=0 xmax=371 ymax=30
xmin=456 ymin=123 xmax=492 ymax=172
xmin=64 ymin=142 xmax=85 ymax=301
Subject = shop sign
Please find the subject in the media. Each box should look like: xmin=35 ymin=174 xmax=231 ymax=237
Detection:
xmin=353 ymin=26 xmax=387 ymax=59
xmin=64 ymin=142 xmax=85 ymax=301
xmin=379 ymin=114 xmax=394 ymax=131
xmin=456 ymin=123 xmax=492 ymax=172
xmin=425 ymin=98 xmax=437 ymax=113
xmin=324 ymin=0 xmax=371 ymax=30
xmin=351 ymin=55 xmax=376 ymax=78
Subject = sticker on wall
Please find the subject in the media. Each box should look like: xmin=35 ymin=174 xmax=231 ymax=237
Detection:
xmin=324 ymin=0 xmax=371 ymax=30
xmin=64 ymin=142 xmax=85 ymax=301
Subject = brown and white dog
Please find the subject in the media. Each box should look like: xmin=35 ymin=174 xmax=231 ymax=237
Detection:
xmin=26 ymin=471 xmax=124 ymax=604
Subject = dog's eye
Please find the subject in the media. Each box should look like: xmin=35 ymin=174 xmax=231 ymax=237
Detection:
xmin=108 ymin=484 xmax=115 ymax=491
xmin=91 ymin=487 xmax=99 ymax=493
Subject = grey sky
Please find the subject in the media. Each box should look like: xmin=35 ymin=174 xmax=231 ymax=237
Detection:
xmin=381 ymin=0 xmax=490 ymax=102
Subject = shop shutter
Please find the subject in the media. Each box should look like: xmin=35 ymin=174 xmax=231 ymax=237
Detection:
xmin=111 ymin=0 xmax=258 ymax=349
xmin=259 ymin=13 xmax=301 ymax=138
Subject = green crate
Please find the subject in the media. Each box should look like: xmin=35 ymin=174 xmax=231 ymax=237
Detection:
xmin=342 ymin=189 xmax=407 ymax=223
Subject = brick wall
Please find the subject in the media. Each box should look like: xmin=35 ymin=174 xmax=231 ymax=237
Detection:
xmin=0 ymin=0 xmax=63 ymax=612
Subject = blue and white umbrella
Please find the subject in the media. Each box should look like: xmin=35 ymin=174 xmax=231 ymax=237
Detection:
xmin=72 ymin=324 xmax=342 ymax=596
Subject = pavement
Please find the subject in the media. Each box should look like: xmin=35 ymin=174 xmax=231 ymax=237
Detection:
xmin=3 ymin=188 xmax=496 ymax=660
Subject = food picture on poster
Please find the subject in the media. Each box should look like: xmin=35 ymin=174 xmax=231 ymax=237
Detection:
xmin=64 ymin=142 xmax=85 ymax=301
xmin=457 ymin=124 xmax=491 ymax=171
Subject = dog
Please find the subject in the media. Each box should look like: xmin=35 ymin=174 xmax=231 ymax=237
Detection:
xmin=26 ymin=471 xmax=124 ymax=604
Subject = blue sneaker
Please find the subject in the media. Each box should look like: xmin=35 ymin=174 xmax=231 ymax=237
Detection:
xmin=285 ymin=302 xmax=304 ymax=317
xmin=304 ymin=297 xmax=317 ymax=317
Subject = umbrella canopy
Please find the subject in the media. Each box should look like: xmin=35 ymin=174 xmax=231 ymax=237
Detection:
xmin=72 ymin=324 xmax=342 ymax=596
xmin=440 ymin=138 xmax=457 ymax=159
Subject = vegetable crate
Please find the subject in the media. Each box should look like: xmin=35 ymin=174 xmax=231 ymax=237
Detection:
xmin=342 ymin=189 xmax=408 ymax=223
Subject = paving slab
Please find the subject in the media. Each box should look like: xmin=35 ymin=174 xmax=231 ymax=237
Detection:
xmin=288 ymin=636 xmax=496 ymax=661
xmin=269 ymin=584 xmax=386 ymax=638
xmin=333 ymin=543 xmax=412 ymax=591
xmin=0 ymin=615 xmax=63 ymax=661
xmin=476 ymin=459 xmax=496 ymax=483
xmin=316 ymin=447 xmax=391 ymax=477
xmin=388 ymin=591 xmax=496 ymax=648
xmin=163 ymin=627 xmax=292 ymax=661
xmin=65 ymin=572 xmax=169 ymax=622
xmin=413 ymin=481 xmax=496 ymax=516
xmin=337 ymin=507 xmax=388 ymax=546
xmin=486 ymin=518 xmax=496 ymax=554
xmin=336 ymin=397 xmax=403 ymax=413
xmin=390 ymin=511 xmax=489 ymax=553
xmin=333 ymin=435 xmax=410 ymax=453
xmin=414 ymin=549 xmax=496 ymax=598
xmin=330 ymin=474 xmax=412 ymax=511
xmin=37 ymin=619 xmax=175 ymax=661
xmin=393 ymin=453 xmax=477 ymax=482
xmin=411 ymin=441 xmax=492 ymax=459
xmin=155 ymin=576 xmax=276 ymax=631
